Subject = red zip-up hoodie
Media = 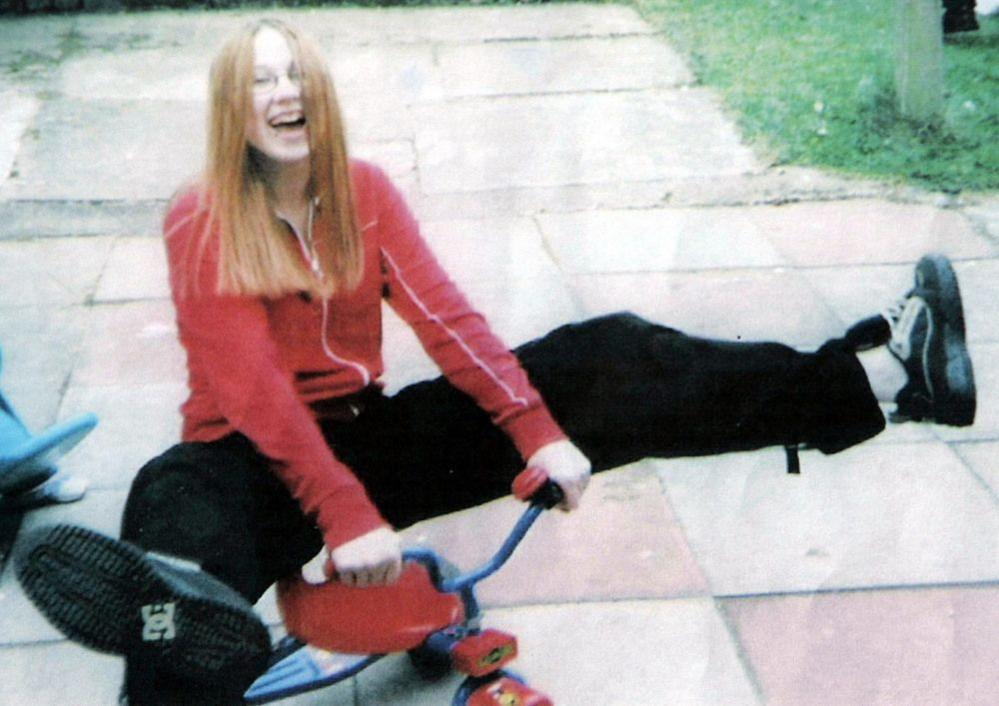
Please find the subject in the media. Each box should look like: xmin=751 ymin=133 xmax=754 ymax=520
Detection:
xmin=164 ymin=160 xmax=567 ymax=551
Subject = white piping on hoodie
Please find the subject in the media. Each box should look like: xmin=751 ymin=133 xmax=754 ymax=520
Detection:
xmin=380 ymin=245 xmax=528 ymax=410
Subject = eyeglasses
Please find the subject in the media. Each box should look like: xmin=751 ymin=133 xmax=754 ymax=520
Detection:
xmin=252 ymin=68 xmax=303 ymax=95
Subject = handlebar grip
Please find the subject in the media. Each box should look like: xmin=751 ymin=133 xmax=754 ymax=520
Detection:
xmin=512 ymin=467 xmax=564 ymax=509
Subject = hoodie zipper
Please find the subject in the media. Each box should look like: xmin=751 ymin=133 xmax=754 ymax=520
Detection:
xmin=280 ymin=200 xmax=372 ymax=387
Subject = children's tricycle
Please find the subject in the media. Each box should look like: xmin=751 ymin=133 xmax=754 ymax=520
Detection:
xmin=244 ymin=467 xmax=562 ymax=706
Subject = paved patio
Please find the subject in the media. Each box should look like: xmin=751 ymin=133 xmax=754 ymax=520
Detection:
xmin=1 ymin=4 xmax=997 ymax=705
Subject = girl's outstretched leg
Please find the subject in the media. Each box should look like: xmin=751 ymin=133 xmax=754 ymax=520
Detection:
xmin=513 ymin=312 xmax=886 ymax=469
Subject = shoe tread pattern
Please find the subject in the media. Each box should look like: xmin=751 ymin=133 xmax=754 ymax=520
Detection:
xmin=15 ymin=524 xmax=270 ymax=685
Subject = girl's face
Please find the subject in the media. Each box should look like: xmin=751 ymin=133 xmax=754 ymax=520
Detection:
xmin=246 ymin=27 xmax=310 ymax=167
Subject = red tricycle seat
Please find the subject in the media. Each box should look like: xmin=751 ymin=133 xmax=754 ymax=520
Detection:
xmin=277 ymin=562 xmax=464 ymax=655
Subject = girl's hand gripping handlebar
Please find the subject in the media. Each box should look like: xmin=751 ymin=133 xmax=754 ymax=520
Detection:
xmin=524 ymin=440 xmax=592 ymax=511
xmin=512 ymin=467 xmax=564 ymax=509
xmin=300 ymin=445 xmax=589 ymax=590
xmin=302 ymin=527 xmax=402 ymax=588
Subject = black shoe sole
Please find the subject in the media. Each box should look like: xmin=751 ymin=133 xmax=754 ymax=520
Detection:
xmin=14 ymin=524 xmax=271 ymax=687
xmin=916 ymin=254 xmax=976 ymax=426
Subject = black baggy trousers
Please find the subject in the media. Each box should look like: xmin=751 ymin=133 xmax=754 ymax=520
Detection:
xmin=120 ymin=313 xmax=885 ymax=704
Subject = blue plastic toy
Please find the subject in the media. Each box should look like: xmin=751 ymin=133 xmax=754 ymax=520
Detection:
xmin=244 ymin=468 xmax=561 ymax=706
xmin=0 ymin=345 xmax=96 ymax=506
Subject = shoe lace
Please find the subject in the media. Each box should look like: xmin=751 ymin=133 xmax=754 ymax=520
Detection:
xmin=885 ymin=291 xmax=927 ymax=361
xmin=882 ymin=296 xmax=908 ymax=327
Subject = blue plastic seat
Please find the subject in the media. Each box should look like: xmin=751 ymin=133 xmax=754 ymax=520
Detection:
xmin=0 ymin=346 xmax=97 ymax=496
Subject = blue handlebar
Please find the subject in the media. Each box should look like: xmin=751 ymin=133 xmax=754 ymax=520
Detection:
xmin=402 ymin=481 xmax=562 ymax=595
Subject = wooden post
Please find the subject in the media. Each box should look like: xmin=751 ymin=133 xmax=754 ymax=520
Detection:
xmin=895 ymin=0 xmax=946 ymax=125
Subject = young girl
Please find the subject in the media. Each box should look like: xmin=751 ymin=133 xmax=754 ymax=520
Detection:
xmin=15 ymin=18 xmax=975 ymax=706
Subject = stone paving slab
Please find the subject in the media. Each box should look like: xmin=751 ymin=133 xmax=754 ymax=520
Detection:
xmin=0 ymin=303 xmax=87 ymax=385
xmin=352 ymin=140 xmax=417 ymax=184
xmin=377 ymin=215 xmax=581 ymax=392
xmin=567 ymin=269 xmax=845 ymax=349
xmin=421 ymin=216 xmax=562 ymax=284
xmin=413 ymin=89 xmax=761 ymax=194
xmin=0 ymin=568 xmax=64 ymax=646
xmin=379 ymin=306 xmax=442 ymax=395
xmin=540 ymin=207 xmax=786 ymax=274
xmin=380 ymin=272 xmax=581 ymax=395
xmin=964 ymin=197 xmax=999 ymax=241
xmin=344 ymin=94 xmax=417 ymax=144
xmin=480 ymin=600 xmax=760 ymax=706
xmin=1 ymin=99 xmax=204 ymax=201
xmin=0 ymin=89 xmax=39 ymax=185
xmin=436 ymin=35 xmax=693 ymax=98
xmin=70 ymin=300 xmax=185 ymax=387
xmin=0 ymin=304 xmax=86 ymax=430
xmin=1 ymin=382 xmax=64 ymax=435
xmin=57 ymin=5 xmax=654 ymax=50
xmin=756 ymin=200 xmax=995 ymax=266
xmin=953 ymin=441 xmax=999 ymax=499
xmin=94 ymin=236 xmax=170 ymax=302
xmin=57 ymin=382 xmax=185 ymax=490
xmin=313 ymin=4 xmax=657 ymax=44
xmin=721 ymin=586 xmax=999 ymax=706
xmin=656 ymin=443 xmax=999 ymax=596
xmin=52 ymin=27 xmax=453 ymax=104
xmin=0 ymin=235 xmax=112 ymax=307
xmin=357 ymin=599 xmax=761 ymax=706
xmin=412 ymin=166 xmax=974 ymax=223
xmin=17 ymin=486 xmax=127 ymax=544
xmin=803 ymin=262 xmax=916 ymax=328
xmin=375 ymin=214 xmax=579 ymax=390
xmin=0 ymin=641 xmax=121 ymax=704
xmin=448 ymin=276 xmax=582 ymax=347
xmin=329 ymin=44 xmax=442 ymax=105
xmin=403 ymin=463 xmax=708 ymax=607
xmin=0 ymin=199 xmax=163 ymax=240
xmin=60 ymin=50 xmax=211 ymax=102
xmin=806 ymin=259 xmax=999 ymax=345
xmin=416 ymin=177 xmax=674 ymax=221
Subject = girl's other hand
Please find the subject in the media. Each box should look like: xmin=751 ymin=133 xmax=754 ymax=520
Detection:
xmin=303 ymin=527 xmax=403 ymax=588
xmin=527 ymin=440 xmax=592 ymax=512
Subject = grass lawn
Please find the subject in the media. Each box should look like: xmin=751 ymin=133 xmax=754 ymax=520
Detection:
xmin=630 ymin=0 xmax=998 ymax=192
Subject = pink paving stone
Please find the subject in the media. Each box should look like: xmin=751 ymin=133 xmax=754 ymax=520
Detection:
xmin=56 ymin=382 xmax=185 ymax=490
xmin=722 ymin=586 xmax=999 ymax=706
xmin=568 ymin=269 xmax=844 ymax=348
xmin=71 ymin=300 xmax=187 ymax=386
xmin=800 ymin=263 xmax=913 ymax=330
xmin=805 ymin=260 xmax=999 ymax=345
xmin=953 ymin=441 xmax=999 ymax=499
xmin=401 ymin=463 xmax=709 ymax=606
xmin=754 ymin=200 xmax=994 ymax=267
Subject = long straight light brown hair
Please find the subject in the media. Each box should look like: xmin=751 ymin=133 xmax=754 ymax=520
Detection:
xmin=200 ymin=18 xmax=362 ymax=298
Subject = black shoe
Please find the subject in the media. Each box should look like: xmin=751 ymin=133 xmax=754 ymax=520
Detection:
xmin=887 ymin=254 xmax=976 ymax=426
xmin=14 ymin=524 xmax=271 ymax=690
xmin=944 ymin=10 xmax=980 ymax=33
